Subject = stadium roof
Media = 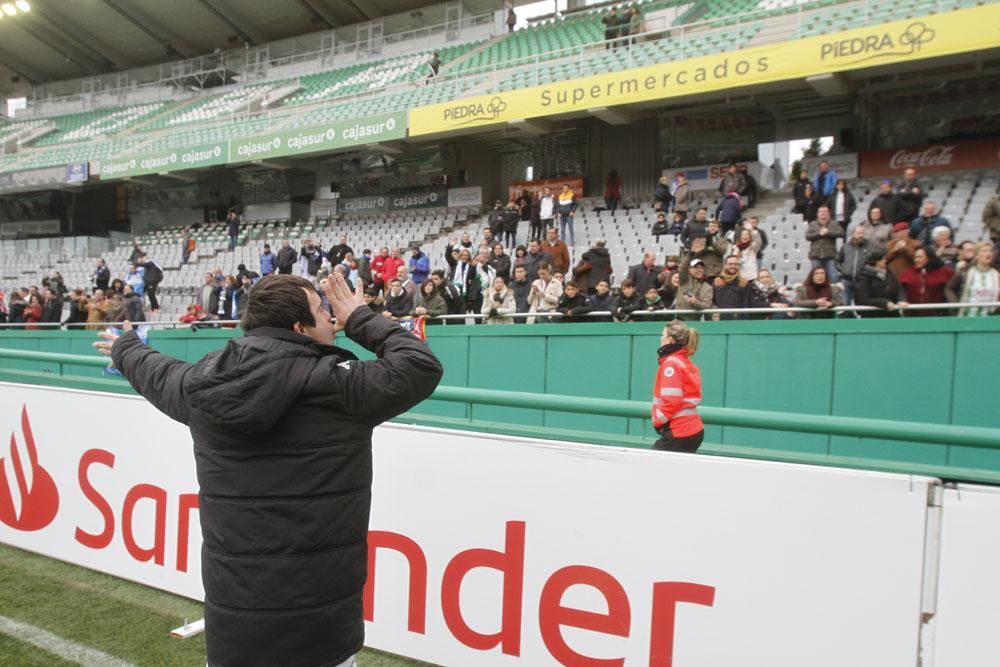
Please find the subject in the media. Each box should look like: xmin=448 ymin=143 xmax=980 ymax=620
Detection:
xmin=0 ymin=0 xmax=498 ymax=95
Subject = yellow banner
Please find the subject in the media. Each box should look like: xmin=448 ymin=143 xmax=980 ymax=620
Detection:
xmin=410 ymin=4 xmax=1000 ymax=136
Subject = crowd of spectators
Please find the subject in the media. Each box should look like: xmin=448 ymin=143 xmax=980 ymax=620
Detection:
xmin=1 ymin=164 xmax=997 ymax=328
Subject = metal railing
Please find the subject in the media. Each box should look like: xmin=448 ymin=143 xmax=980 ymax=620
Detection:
xmin=0 ymin=302 xmax=995 ymax=330
xmin=0 ymin=346 xmax=996 ymax=452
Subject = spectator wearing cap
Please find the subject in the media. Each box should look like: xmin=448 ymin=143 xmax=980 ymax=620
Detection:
xmin=895 ymin=167 xmax=925 ymax=223
xmin=806 ymin=205 xmax=845 ymax=283
xmin=813 ymin=160 xmax=838 ymax=199
xmin=909 ymin=200 xmax=952 ymax=248
xmin=854 ymin=250 xmax=901 ymax=317
xmin=573 ymin=239 xmax=613 ymax=294
xmin=897 ymin=247 xmax=954 ymax=316
xmin=886 ymin=222 xmax=920 ymax=277
xmin=674 ymin=259 xmax=714 ymax=321
xmin=408 ymin=245 xmax=431 ymax=285
xmin=868 ymin=179 xmax=901 ymax=226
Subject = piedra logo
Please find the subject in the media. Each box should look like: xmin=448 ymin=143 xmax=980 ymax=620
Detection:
xmin=820 ymin=21 xmax=936 ymax=65
xmin=443 ymin=96 xmax=508 ymax=126
xmin=0 ymin=406 xmax=59 ymax=531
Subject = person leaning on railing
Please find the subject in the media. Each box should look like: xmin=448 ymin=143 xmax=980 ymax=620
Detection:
xmin=651 ymin=320 xmax=704 ymax=453
xmin=852 ymin=249 xmax=901 ymax=317
xmin=946 ymin=241 xmax=999 ymax=317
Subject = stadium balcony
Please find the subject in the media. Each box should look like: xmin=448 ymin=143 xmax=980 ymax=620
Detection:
xmin=0 ymin=0 xmax=994 ymax=177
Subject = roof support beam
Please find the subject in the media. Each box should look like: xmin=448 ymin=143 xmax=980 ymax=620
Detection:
xmin=194 ymin=0 xmax=270 ymax=45
xmin=32 ymin=0 xmax=136 ymax=70
xmin=0 ymin=47 xmax=46 ymax=84
xmin=295 ymin=0 xmax=338 ymax=29
xmin=10 ymin=17 xmax=106 ymax=75
xmin=100 ymin=0 xmax=201 ymax=59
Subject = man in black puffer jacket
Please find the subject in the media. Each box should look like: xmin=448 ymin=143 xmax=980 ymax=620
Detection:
xmin=98 ymin=273 xmax=443 ymax=667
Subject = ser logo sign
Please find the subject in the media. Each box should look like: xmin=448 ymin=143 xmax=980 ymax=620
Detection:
xmin=820 ymin=21 xmax=936 ymax=65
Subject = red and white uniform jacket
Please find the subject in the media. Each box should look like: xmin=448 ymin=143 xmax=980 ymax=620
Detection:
xmin=651 ymin=348 xmax=704 ymax=437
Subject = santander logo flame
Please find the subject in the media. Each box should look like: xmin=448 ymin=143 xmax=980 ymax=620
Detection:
xmin=0 ymin=406 xmax=60 ymax=531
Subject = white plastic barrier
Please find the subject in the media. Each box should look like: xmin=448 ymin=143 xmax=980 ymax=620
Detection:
xmin=0 ymin=382 xmax=959 ymax=665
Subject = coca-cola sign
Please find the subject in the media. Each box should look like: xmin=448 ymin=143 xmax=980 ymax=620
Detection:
xmin=889 ymin=145 xmax=956 ymax=170
xmin=861 ymin=137 xmax=1000 ymax=176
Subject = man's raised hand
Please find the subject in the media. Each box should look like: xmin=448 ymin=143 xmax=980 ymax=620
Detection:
xmin=321 ymin=273 xmax=365 ymax=333
xmin=92 ymin=320 xmax=134 ymax=356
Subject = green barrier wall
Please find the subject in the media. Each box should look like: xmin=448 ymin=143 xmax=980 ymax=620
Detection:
xmin=1 ymin=318 xmax=998 ymax=477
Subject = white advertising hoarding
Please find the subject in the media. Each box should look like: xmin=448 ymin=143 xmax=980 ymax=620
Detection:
xmin=0 ymin=382 xmax=941 ymax=665
xmin=802 ymin=153 xmax=859 ymax=180
xmin=447 ymin=186 xmax=483 ymax=209
xmin=662 ymin=161 xmax=766 ymax=192
xmin=933 ymin=484 xmax=1000 ymax=665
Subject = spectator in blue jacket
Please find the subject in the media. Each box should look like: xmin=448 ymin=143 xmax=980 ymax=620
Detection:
xmin=124 ymin=264 xmax=145 ymax=297
xmin=813 ymin=160 xmax=838 ymax=199
xmin=715 ymin=192 xmax=742 ymax=235
xmin=556 ymin=184 xmax=577 ymax=245
xmin=260 ymin=244 xmax=278 ymax=276
xmin=908 ymin=200 xmax=952 ymax=248
xmin=408 ymin=245 xmax=431 ymax=285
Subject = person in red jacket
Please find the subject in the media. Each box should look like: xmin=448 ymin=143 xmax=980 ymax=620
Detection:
xmin=651 ymin=320 xmax=704 ymax=452
xmin=897 ymin=246 xmax=954 ymax=316
xmin=380 ymin=248 xmax=406 ymax=296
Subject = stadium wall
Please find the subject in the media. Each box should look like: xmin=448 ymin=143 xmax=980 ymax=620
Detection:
xmin=0 ymin=317 xmax=997 ymax=478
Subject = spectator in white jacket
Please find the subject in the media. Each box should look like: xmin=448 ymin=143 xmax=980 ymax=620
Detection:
xmin=481 ymin=277 xmax=517 ymax=324
xmin=527 ymin=263 xmax=563 ymax=324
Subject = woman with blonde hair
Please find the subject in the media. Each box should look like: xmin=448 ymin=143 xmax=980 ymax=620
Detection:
xmin=651 ymin=320 xmax=704 ymax=453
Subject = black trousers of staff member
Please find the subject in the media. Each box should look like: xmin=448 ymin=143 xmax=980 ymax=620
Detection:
xmin=653 ymin=424 xmax=703 ymax=453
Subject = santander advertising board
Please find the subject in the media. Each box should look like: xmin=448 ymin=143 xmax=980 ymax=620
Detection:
xmin=0 ymin=383 xmax=936 ymax=665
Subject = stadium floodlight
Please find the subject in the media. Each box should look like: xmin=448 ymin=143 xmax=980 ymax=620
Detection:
xmin=1 ymin=4 xmax=17 ymax=17
xmin=15 ymin=0 xmax=29 ymax=12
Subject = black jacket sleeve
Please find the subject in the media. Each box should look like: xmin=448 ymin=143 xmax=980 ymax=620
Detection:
xmin=111 ymin=330 xmax=195 ymax=424
xmin=319 ymin=306 xmax=443 ymax=425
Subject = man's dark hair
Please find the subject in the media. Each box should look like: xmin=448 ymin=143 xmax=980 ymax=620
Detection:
xmin=240 ymin=274 xmax=316 ymax=332
xmin=431 ymin=269 xmax=446 ymax=279
xmin=538 ymin=262 xmax=551 ymax=272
